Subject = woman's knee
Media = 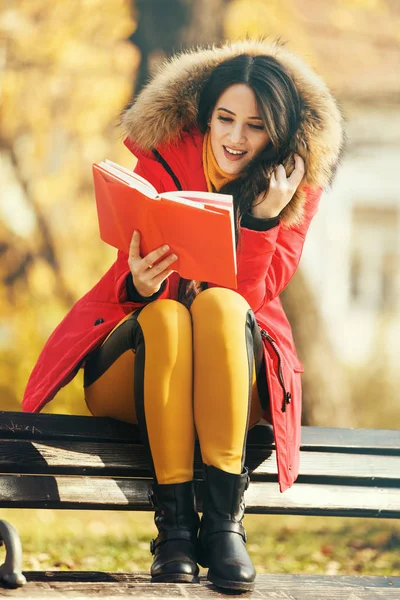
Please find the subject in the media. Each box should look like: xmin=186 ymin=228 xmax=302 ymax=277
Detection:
xmin=137 ymin=299 xmax=192 ymax=345
xmin=191 ymin=288 xmax=250 ymax=324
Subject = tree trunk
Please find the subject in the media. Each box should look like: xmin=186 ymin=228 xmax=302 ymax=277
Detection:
xmin=0 ymin=143 xmax=74 ymax=308
xmin=184 ymin=0 xmax=230 ymax=46
xmin=130 ymin=0 xmax=230 ymax=94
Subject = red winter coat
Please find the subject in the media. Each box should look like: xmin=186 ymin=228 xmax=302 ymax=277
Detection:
xmin=23 ymin=128 xmax=322 ymax=492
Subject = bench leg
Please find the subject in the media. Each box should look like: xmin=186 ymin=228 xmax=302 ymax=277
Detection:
xmin=0 ymin=520 xmax=27 ymax=588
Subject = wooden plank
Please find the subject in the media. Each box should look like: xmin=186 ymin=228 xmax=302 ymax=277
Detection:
xmin=0 ymin=475 xmax=399 ymax=517
xmin=0 ymin=412 xmax=137 ymax=443
xmin=0 ymin=412 xmax=273 ymax=446
xmin=1 ymin=412 xmax=399 ymax=453
xmin=246 ymin=481 xmax=400 ymax=518
xmin=0 ymin=440 xmax=147 ymax=476
xmin=0 ymin=572 xmax=399 ymax=599
xmin=22 ymin=571 xmax=400 ymax=588
xmin=300 ymin=427 xmax=400 ymax=453
xmin=0 ymin=440 xmax=399 ymax=483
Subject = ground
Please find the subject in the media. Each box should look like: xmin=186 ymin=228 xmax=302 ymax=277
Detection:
xmin=2 ymin=510 xmax=399 ymax=577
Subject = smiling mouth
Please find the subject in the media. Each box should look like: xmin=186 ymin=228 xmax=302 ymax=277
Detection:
xmin=223 ymin=145 xmax=247 ymax=156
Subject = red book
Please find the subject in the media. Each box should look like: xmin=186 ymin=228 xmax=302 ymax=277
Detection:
xmin=92 ymin=160 xmax=237 ymax=288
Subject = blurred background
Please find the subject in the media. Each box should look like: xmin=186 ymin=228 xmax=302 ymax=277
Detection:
xmin=1 ymin=0 xmax=400 ymax=578
xmin=1 ymin=0 xmax=399 ymax=428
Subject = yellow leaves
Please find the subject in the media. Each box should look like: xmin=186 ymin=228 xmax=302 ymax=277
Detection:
xmin=113 ymin=42 xmax=140 ymax=76
xmin=41 ymin=372 xmax=92 ymax=417
xmin=33 ymin=177 xmax=67 ymax=212
xmin=331 ymin=0 xmax=390 ymax=32
xmin=0 ymin=7 xmax=34 ymax=41
xmin=27 ymin=258 xmax=57 ymax=300
xmin=225 ymin=0 xmax=286 ymax=40
xmin=336 ymin=0 xmax=388 ymax=11
xmin=81 ymin=136 xmax=110 ymax=165
xmin=224 ymin=0 xmax=316 ymax=63
xmin=0 ymin=0 xmax=138 ymax=414
xmin=0 ymin=151 xmax=37 ymax=239
xmin=56 ymin=40 xmax=138 ymax=73
xmin=5 ymin=1 xmax=137 ymax=64
xmin=70 ymin=76 xmax=131 ymax=135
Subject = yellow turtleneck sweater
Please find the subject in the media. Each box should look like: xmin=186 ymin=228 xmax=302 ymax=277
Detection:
xmin=202 ymin=130 xmax=238 ymax=192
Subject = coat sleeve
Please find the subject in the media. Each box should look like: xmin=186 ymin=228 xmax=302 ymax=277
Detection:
xmin=114 ymin=155 xmax=172 ymax=313
xmin=235 ymin=186 xmax=322 ymax=312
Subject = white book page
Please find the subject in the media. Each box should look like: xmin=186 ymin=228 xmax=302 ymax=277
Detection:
xmin=164 ymin=190 xmax=233 ymax=207
xmin=98 ymin=161 xmax=157 ymax=198
xmin=159 ymin=192 xmax=205 ymax=209
xmin=104 ymin=160 xmax=159 ymax=195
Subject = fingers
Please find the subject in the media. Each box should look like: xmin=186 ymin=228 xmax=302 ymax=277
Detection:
xmin=274 ymin=164 xmax=287 ymax=183
xmin=129 ymin=230 xmax=141 ymax=260
xmin=287 ymin=154 xmax=305 ymax=189
xmin=271 ymin=155 xmax=305 ymax=195
xmin=129 ymin=231 xmax=172 ymax=272
xmin=141 ymin=243 xmax=173 ymax=272
xmin=150 ymin=267 xmax=176 ymax=289
xmin=128 ymin=231 xmax=177 ymax=297
xmin=146 ymin=252 xmax=177 ymax=278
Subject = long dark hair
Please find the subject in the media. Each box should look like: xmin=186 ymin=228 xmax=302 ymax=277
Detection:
xmin=197 ymin=54 xmax=302 ymax=230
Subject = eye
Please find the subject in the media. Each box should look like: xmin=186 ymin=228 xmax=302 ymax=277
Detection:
xmin=217 ymin=115 xmax=233 ymax=123
xmin=249 ymin=123 xmax=265 ymax=131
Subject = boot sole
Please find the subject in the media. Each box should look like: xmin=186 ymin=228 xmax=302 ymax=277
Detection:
xmin=208 ymin=571 xmax=255 ymax=592
xmin=151 ymin=573 xmax=199 ymax=584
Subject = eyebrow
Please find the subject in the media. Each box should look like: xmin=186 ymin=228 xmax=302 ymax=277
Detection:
xmin=217 ymin=106 xmax=263 ymax=121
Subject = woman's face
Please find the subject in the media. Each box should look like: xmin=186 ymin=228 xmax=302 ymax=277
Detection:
xmin=209 ymin=83 xmax=270 ymax=176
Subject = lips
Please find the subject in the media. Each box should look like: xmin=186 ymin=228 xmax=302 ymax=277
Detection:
xmin=223 ymin=145 xmax=247 ymax=162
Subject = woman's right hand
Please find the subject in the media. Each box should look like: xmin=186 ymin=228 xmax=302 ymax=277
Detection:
xmin=252 ymin=154 xmax=305 ymax=219
xmin=128 ymin=231 xmax=177 ymax=298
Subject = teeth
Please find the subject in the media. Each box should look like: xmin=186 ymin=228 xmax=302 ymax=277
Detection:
xmin=225 ymin=146 xmax=246 ymax=155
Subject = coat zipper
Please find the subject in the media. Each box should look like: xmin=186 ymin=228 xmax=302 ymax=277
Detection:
xmin=152 ymin=149 xmax=183 ymax=191
xmin=260 ymin=329 xmax=292 ymax=412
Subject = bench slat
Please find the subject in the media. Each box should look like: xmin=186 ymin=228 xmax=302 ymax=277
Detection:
xmin=0 ymin=411 xmax=137 ymax=443
xmin=300 ymin=427 xmax=400 ymax=452
xmin=0 ymin=411 xmax=274 ymax=444
xmin=0 ymin=440 xmax=399 ymax=483
xmin=1 ymin=412 xmax=399 ymax=453
xmin=0 ymin=475 xmax=399 ymax=518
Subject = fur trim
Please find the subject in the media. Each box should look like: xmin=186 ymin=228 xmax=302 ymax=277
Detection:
xmin=121 ymin=39 xmax=344 ymax=226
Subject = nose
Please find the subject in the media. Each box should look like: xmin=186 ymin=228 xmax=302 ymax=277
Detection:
xmin=229 ymin=123 xmax=246 ymax=145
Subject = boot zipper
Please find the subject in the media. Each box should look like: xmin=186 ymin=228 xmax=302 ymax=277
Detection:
xmin=261 ymin=329 xmax=292 ymax=412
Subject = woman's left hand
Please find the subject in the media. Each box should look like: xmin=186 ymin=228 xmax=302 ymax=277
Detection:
xmin=252 ymin=154 xmax=305 ymax=219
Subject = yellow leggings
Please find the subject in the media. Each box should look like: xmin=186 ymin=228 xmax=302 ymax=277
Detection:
xmin=83 ymin=288 xmax=268 ymax=484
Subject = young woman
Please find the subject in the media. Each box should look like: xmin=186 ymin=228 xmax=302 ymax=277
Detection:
xmin=23 ymin=40 xmax=343 ymax=591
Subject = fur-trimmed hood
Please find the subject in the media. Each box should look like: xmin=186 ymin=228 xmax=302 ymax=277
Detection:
xmin=121 ymin=39 xmax=344 ymax=226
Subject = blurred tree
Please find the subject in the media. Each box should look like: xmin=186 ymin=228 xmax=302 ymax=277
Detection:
xmin=129 ymin=0 xmax=190 ymax=92
xmin=130 ymin=0 xmax=230 ymax=94
xmin=0 ymin=0 xmax=138 ymax=414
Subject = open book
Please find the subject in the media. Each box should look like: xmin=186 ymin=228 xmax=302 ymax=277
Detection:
xmin=92 ymin=160 xmax=237 ymax=288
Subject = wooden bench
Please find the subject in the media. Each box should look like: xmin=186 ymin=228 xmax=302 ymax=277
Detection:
xmin=0 ymin=410 xmax=399 ymax=598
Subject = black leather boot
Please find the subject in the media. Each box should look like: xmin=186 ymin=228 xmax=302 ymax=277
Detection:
xmin=197 ymin=465 xmax=256 ymax=591
xmin=149 ymin=480 xmax=200 ymax=583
